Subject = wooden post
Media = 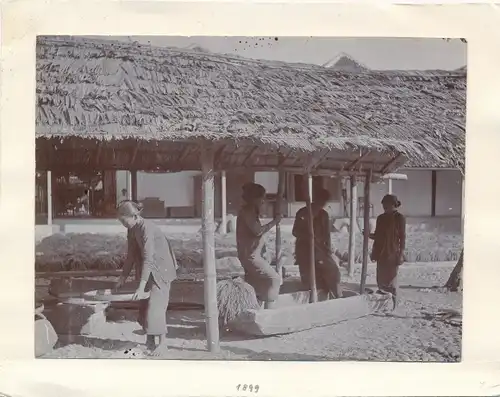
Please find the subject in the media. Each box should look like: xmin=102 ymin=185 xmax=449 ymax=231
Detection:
xmin=220 ymin=171 xmax=227 ymax=235
xmin=126 ymin=171 xmax=133 ymax=200
xmin=360 ymin=169 xmax=372 ymax=294
xmin=305 ymin=173 xmax=318 ymax=303
xmin=201 ymin=144 xmax=220 ymax=353
xmin=47 ymin=171 xmax=53 ymax=226
xmin=461 ymin=176 xmax=465 ymax=235
xmin=275 ymin=169 xmax=286 ymax=280
xmin=347 ymin=175 xmax=357 ymax=277
xmin=131 ymin=170 xmax=138 ymax=201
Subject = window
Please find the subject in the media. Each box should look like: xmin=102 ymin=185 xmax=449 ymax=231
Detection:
xmin=52 ymin=170 xmax=117 ymax=218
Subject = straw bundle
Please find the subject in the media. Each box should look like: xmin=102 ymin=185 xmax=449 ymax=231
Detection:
xmin=216 ymin=277 xmax=260 ymax=327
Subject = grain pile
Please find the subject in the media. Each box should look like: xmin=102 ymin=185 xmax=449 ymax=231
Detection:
xmin=35 ymin=229 xmax=462 ymax=272
xmin=216 ymin=278 xmax=260 ymax=327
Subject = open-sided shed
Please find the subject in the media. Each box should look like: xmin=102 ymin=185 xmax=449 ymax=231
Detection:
xmin=35 ymin=36 xmax=466 ymax=352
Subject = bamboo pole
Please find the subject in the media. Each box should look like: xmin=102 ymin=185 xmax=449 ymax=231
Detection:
xmin=275 ymin=169 xmax=286 ymax=282
xmin=220 ymin=171 xmax=227 ymax=235
xmin=360 ymin=169 xmax=372 ymax=294
xmin=131 ymin=170 xmax=138 ymax=202
xmin=200 ymin=144 xmax=220 ymax=353
xmin=47 ymin=171 xmax=53 ymax=226
xmin=305 ymin=173 xmax=318 ymax=303
xmin=461 ymin=176 xmax=465 ymax=235
xmin=347 ymin=175 xmax=357 ymax=277
xmin=126 ymin=171 xmax=133 ymax=200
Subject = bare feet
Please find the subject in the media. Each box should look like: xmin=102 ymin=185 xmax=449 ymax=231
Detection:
xmin=149 ymin=340 xmax=169 ymax=357
xmin=145 ymin=335 xmax=156 ymax=352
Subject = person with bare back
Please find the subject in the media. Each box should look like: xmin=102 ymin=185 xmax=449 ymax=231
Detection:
xmin=115 ymin=200 xmax=178 ymax=356
xmin=236 ymin=183 xmax=282 ymax=309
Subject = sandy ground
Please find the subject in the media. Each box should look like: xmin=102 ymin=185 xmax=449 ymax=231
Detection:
xmin=40 ymin=261 xmax=461 ymax=361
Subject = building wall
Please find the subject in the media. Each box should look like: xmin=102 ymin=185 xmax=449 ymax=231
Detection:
xmin=137 ymin=171 xmax=200 ymax=207
xmin=393 ymin=169 xmax=433 ymax=217
xmin=435 ymin=170 xmax=463 ymax=216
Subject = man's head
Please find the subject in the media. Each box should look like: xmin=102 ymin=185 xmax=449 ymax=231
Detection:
xmin=242 ymin=183 xmax=267 ymax=211
xmin=313 ymin=188 xmax=331 ymax=208
xmin=381 ymin=194 xmax=401 ymax=213
xmin=116 ymin=200 xmax=143 ymax=229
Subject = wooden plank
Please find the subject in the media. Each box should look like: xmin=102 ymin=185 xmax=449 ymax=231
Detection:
xmin=200 ymin=143 xmax=221 ymax=353
xmin=229 ymin=293 xmax=392 ymax=336
xmin=220 ymin=170 xmax=227 ymax=235
xmin=360 ymin=169 xmax=372 ymax=293
xmin=348 ymin=175 xmax=357 ymax=277
xmin=275 ymin=166 xmax=286 ymax=281
xmin=131 ymin=170 xmax=138 ymax=201
xmin=305 ymin=173 xmax=317 ymax=303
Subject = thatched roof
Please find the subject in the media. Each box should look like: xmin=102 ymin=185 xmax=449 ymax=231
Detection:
xmin=323 ymin=53 xmax=370 ymax=72
xmin=35 ymin=36 xmax=466 ymax=174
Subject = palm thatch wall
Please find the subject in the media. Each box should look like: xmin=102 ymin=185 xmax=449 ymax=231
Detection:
xmin=35 ymin=36 xmax=466 ymax=174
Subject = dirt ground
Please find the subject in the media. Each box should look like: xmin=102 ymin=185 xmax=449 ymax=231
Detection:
xmin=40 ymin=261 xmax=462 ymax=362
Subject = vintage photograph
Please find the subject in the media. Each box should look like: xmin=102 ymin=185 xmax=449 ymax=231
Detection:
xmin=34 ymin=35 xmax=466 ymax=361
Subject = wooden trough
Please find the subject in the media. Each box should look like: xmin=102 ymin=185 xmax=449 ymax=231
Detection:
xmin=229 ymin=290 xmax=392 ymax=337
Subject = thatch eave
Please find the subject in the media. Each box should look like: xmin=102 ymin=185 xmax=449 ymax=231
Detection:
xmin=36 ymin=36 xmax=466 ymax=174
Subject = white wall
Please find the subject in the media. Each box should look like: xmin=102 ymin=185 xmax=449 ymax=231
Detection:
xmin=254 ymin=171 xmax=278 ymax=194
xmin=392 ymin=169 xmax=433 ymax=217
xmin=115 ymin=170 xmax=130 ymax=204
xmin=137 ymin=171 xmax=200 ymax=207
xmin=436 ymin=170 xmax=463 ymax=216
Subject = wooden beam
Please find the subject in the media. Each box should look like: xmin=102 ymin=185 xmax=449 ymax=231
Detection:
xmin=176 ymin=144 xmax=192 ymax=164
xmin=130 ymin=142 xmax=141 ymax=168
xmin=380 ymin=153 xmax=403 ymax=175
xmin=275 ymin=164 xmax=286 ymax=282
xmin=431 ymin=170 xmax=437 ymax=217
xmin=94 ymin=143 xmax=103 ymax=167
xmin=220 ymin=171 xmax=227 ymax=235
xmin=131 ymin=170 xmax=138 ymax=201
xmin=243 ymin=146 xmax=259 ymax=166
xmin=305 ymin=149 xmax=330 ymax=172
xmin=347 ymin=175 xmax=357 ymax=277
xmin=200 ymin=143 xmax=221 ymax=353
xmin=214 ymin=144 xmax=227 ymax=169
xmin=305 ymin=173 xmax=318 ymax=303
xmin=360 ymin=169 xmax=372 ymax=294
xmin=47 ymin=171 xmax=53 ymax=226
xmin=346 ymin=151 xmax=370 ymax=171
xmin=461 ymin=176 xmax=465 ymax=235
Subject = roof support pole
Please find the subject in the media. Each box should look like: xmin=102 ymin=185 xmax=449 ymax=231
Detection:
xmin=220 ymin=171 xmax=227 ymax=235
xmin=126 ymin=171 xmax=133 ymax=200
xmin=347 ymin=175 xmax=357 ymax=277
xmin=47 ymin=171 xmax=53 ymax=226
xmin=131 ymin=170 xmax=138 ymax=202
xmin=201 ymin=143 xmax=220 ymax=353
xmin=274 ymin=162 xmax=286 ymax=284
xmin=461 ymin=176 xmax=465 ymax=235
xmin=360 ymin=168 xmax=372 ymax=294
xmin=305 ymin=173 xmax=318 ymax=303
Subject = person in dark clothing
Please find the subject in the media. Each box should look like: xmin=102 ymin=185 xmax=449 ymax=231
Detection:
xmin=115 ymin=200 xmax=178 ymax=356
xmin=292 ymin=188 xmax=342 ymax=298
xmin=369 ymin=194 xmax=406 ymax=310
